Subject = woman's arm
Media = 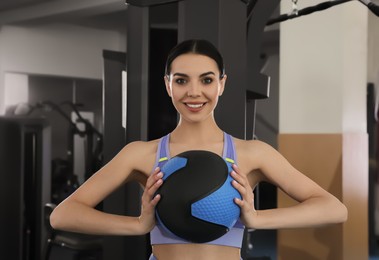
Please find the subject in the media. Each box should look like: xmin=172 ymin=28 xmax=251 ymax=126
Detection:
xmin=49 ymin=141 xmax=163 ymax=236
xmin=233 ymin=140 xmax=348 ymax=230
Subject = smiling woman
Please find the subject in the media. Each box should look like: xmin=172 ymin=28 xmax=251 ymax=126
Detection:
xmin=164 ymin=53 xmax=226 ymax=122
xmin=50 ymin=39 xmax=347 ymax=260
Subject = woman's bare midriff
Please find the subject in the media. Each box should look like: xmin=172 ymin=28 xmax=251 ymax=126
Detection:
xmin=152 ymin=243 xmax=241 ymax=260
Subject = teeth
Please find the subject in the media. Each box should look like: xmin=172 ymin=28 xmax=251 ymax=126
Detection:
xmin=187 ymin=103 xmax=204 ymax=108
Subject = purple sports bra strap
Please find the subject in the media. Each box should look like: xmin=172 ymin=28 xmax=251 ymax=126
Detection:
xmin=154 ymin=134 xmax=170 ymax=170
xmin=223 ymin=132 xmax=237 ymax=164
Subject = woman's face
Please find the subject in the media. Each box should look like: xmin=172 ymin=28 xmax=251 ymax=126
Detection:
xmin=164 ymin=53 xmax=226 ymax=123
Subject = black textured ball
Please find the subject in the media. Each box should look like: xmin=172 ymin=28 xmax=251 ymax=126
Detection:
xmin=156 ymin=150 xmax=241 ymax=243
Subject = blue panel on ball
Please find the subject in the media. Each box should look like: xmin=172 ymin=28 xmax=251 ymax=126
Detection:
xmin=191 ymin=162 xmax=241 ymax=229
xmin=161 ymin=157 xmax=187 ymax=181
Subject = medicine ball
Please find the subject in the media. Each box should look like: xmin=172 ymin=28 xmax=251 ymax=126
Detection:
xmin=156 ymin=150 xmax=241 ymax=243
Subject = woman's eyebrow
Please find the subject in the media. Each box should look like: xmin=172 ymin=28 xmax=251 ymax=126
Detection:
xmin=173 ymin=73 xmax=188 ymax=77
xmin=172 ymin=71 xmax=215 ymax=77
xmin=199 ymin=71 xmax=215 ymax=77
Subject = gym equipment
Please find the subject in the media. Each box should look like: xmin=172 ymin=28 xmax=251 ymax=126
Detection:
xmin=156 ymin=150 xmax=241 ymax=243
xmin=6 ymin=101 xmax=104 ymax=259
xmin=44 ymin=203 xmax=103 ymax=260
xmin=0 ymin=117 xmax=51 ymax=260
xmin=12 ymin=101 xmax=103 ymax=204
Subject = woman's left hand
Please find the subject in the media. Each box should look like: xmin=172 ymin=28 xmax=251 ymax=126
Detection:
xmin=231 ymin=164 xmax=258 ymax=228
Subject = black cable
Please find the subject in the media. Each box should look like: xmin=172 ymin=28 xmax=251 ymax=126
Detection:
xmin=357 ymin=0 xmax=379 ymax=16
xmin=61 ymin=101 xmax=103 ymax=138
xmin=38 ymin=101 xmax=77 ymax=130
xmin=267 ymin=0 xmax=352 ymax=26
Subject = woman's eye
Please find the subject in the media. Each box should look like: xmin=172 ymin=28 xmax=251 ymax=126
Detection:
xmin=175 ymin=78 xmax=187 ymax=85
xmin=202 ymin=77 xmax=213 ymax=84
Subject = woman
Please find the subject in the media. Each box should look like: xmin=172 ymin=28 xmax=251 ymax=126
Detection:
xmin=50 ymin=39 xmax=348 ymax=260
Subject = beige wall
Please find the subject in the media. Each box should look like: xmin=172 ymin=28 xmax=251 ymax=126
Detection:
xmin=279 ymin=1 xmax=367 ymax=134
xmin=278 ymin=1 xmax=370 ymax=259
xmin=278 ymin=134 xmax=368 ymax=260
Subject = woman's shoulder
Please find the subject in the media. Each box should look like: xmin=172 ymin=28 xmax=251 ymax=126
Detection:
xmin=232 ymin=137 xmax=280 ymax=181
xmin=112 ymin=137 xmax=164 ymax=177
xmin=109 ymin=137 xmax=160 ymax=163
xmin=232 ymin=136 xmax=272 ymax=153
xmin=124 ymin=138 xmax=160 ymax=149
xmin=232 ymin=137 xmax=280 ymax=165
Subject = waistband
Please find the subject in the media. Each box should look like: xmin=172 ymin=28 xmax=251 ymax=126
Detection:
xmin=150 ymin=224 xmax=245 ymax=248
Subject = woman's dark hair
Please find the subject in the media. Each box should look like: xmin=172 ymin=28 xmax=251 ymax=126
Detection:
xmin=165 ymin=39 xmax=225 ymax=79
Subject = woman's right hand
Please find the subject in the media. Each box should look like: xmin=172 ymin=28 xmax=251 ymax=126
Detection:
xmin=138 ymin=167 xmax=164 ymax=233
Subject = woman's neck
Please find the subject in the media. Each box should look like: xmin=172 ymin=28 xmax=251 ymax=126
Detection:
xmin=171 ymin=117 xmax=223 ymax=145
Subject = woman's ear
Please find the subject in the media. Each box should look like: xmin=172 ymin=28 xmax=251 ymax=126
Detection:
xmin=219 ymin=74 xmax=227 ymax=96
xmin=164 ymin=75 xmax=172 ymax=97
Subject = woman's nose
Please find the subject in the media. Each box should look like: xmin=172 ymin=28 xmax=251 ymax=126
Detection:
xmin=187 ymin=83 xmax=201 ymax=97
